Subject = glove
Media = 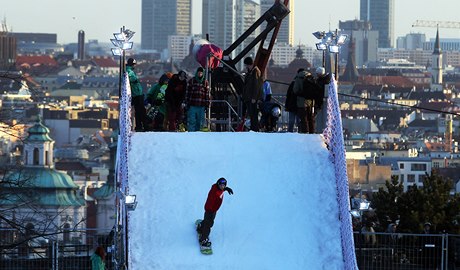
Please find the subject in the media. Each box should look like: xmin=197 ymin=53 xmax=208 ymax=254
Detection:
xmin=224 ymin=187 xmax=233 ymax=195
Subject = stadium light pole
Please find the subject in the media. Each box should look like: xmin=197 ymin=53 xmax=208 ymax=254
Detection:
xmin=110 ymin=26 xmax=135 ymax=105
xmin=110 ymin=26 xmax=135 ymax=269
xmin=313 ymin=29 xmax=347 ymax=80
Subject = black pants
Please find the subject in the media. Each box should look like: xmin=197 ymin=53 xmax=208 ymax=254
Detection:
xmin=199 ymin=211 xmax=216 ymax=242
xmin=132 ymin=95 xmax=147 ymax=131
xmin=244 ymin=101 xmax=259 ymax=131
xmin=297 ymin=106 xmax=315 ymax=134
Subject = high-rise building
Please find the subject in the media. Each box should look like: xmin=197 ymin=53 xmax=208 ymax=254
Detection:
xmin=396 ymin=33 xmax=426 ymax=50
xmin=260 ymin=0 xmax=294 ymax=45
xmin=360 ymin=0 xmax=394 ymax=48
xmin=202 ymin=0 xmax=260 ymax=58
xmin=0 ymin=33 xmax=16 ymax=69
xmin=339 ymin=20 xmax=379 ymax=67
xmin=78 ymin=30 xmax=85 ymax=60
xmin=141 ymin=0 xmax=191 ymax=51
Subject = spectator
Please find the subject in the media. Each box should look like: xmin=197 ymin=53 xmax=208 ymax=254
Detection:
xmin=146 ymin=73 xmax=170 ymax=131
xmin=242 ymin=57 xmax=263 ymax=131
xmin=126 ymin=58 xmax=148 ymax=132
xmin=186 ymin=67 xmax=210 ymax=132
xmin=284 ymin=74 xmax=299 ymax=132
xmin=90 ymin=246 xmax=105 ymax=270
xmin=293 ymin=69 xmax=319 ymax=133
xmin=165 ymin=70 xmax=187 ymax=131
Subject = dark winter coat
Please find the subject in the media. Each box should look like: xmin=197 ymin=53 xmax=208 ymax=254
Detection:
xmin=315 ymin=73 xmax=330 ymax=110
xmin=165 ymin=74 xmax=187 ymax=109
xmin=204 ymin=184 xmax=225 ymax=212
xmin=242 ymin=66 xmax=263 ymax=103
xmin=284 ymin=81 xmax=297 ymax=112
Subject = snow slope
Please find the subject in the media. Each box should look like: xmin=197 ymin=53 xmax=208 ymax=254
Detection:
xmin=128 ymin=132 xmax=344 ymax=270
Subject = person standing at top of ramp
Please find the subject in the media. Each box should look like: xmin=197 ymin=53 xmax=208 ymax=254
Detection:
xmin=242 ymin=56 xmax=264 ymax=132
xmin=197 ymin=177 xmax=233 ymax=248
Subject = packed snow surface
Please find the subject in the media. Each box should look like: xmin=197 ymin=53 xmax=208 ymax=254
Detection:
xmin=128 ymin=132 xmax=344 ymax=270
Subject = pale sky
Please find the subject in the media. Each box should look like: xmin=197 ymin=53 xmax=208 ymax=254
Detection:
xmin=3 ymin=0 xmax=460 ymax=47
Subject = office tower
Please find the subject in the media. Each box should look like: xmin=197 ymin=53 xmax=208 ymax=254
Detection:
xmin=202 ymin=0 xmax=259 ymax=58
xmin=78 ymin=30 xmax=85 ymax=60
xmin=141 ymin=0 xmax=191 ymax=51
xmin=360 ymin=0 xmax=394 ymax=48
xmin=339 ymin=20 xmax=378 ymax=66
xmin=260 ymin=0 xmax=294 ymax=45
xmin=0 ymin=33 xmax=16 ymax=69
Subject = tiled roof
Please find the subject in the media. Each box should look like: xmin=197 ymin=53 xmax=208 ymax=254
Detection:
xmin=91 ymin=57 xmax=118 ymax=68
xmin=16 ymin=55 xmax=58 ymax=67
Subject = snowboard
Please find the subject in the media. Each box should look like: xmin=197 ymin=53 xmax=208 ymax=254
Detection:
xmin=195 ymin=219 xmax=213 ymax=255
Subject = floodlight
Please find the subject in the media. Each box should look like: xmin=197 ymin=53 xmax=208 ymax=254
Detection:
xmin=125 ymin=195 xmax=138 ymax=211
xmin=316 ymin=43 xmax=327 ymax=51
xmin=111 ymin=48 xmax=122 ymax=56
xmin=122 ymin=42 xmax=134 ymax=50
xmin=111 ymin=39 xmax=122 ymax=47
xmin=123 ymin=29 xmax=136 ymax=41
xmin=350 ymin=209 xmax=361 ymax=218
xmin=328 ymin=45 xmax=339 ymax=53
xmin=359 ymin=201 xmax=370 ymax=210
xmin=113 ymin=32 xmax=126 ymax=41
xmin=337 ymin=34 xmax=348 ymax=45
xmin=125 ymin=195 xmax=136 ymax=204
xmin=312 ymin=31 xmax=325 ymax=39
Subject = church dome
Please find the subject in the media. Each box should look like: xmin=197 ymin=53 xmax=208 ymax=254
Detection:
xmin=25 ymin=116 xmax=53 ymax=142
xmin=1 ymin=168 xmax=85 ymax=206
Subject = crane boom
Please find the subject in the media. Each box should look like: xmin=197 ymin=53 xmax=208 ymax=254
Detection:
xmin=412 ymin=20 xmax=460 ymax=29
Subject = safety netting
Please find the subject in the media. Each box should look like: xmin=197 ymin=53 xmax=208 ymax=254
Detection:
xmin=323 ymin=75 xmax=358 ymax=270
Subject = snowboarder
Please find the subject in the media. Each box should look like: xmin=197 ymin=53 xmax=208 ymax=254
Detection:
xmin=197 ymin=177 xmax=233 ymax=248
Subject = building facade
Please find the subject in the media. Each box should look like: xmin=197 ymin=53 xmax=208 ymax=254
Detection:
xmin=141 ymin=0 xmax=192 ymax=51
xmin=202 ymin=0 xmax=260 ymax=59
xmin=360 ymin=0 xmax=394 ymax=48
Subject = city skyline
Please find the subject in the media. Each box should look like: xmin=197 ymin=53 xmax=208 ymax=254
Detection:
xmin=2 ymin=0 xmax=460 ymax=49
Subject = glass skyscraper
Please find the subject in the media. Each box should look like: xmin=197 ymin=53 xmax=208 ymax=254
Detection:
xmin=141 ymin=0 xmax=192 ymax=51
xmin=360 ymin=0 xmax=394 ymax=48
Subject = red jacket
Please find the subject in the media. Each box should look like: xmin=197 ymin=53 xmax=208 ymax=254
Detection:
xmin=204 ymin=184 xmax=225 ymax=212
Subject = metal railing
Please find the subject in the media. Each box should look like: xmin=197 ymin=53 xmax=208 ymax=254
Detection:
xmin=354 ymin=231 xmax=460 ymax=270
xmin=207 ymin=99 xmax=242 ymax=132
xmin=0 ymin=228 xmax=114 ymax=270
xmin=3 ymin=229 xmax=459 ymax=269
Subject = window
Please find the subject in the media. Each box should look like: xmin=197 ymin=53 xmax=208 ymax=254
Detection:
xmin=33 ymin=148 xmax=39 ymax=165
xmin=399 ymin=163 xmax=404 ymax=169
xmin=411 ymin=163 xmax=427 ymax=171
xmin=418 ymin=174 xmax=426 ymax=183
xmin=407 ymin=174 xmax=416 ymax=182
xmin=63 ymin=223 xmax=71 ymax=242
xmin=400 ymin=174 xmax=405 ymax=182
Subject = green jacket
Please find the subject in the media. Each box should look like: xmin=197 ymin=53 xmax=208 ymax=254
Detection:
xmin=147 ymin=83 xmax=167 ymax=115
xmin=91 ymin=253 xmax=105 ymax=270
xmin=126 ymin=66 xmax=143 ymax=97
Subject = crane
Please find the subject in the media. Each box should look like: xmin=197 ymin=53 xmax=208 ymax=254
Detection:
xmin=412 ymin=20 xmax=460 ymax=29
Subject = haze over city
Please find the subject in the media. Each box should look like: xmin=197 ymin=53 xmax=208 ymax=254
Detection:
xmin=2 ymin=0 xmax=459 ymax=46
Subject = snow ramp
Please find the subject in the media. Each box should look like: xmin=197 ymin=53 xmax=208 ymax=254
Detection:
xmin=128 ymin=132 xmax=346 ymax=270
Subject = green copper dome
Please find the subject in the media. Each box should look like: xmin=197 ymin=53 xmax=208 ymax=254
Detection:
xmin=25 ymin=116 xmax=53 ymax=142
xmin=1 ymin=168 xmax=85 ymax=206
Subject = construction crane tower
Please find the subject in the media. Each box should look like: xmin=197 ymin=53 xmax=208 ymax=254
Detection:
xmin=412 ymin=20 xmax=460 ymax=30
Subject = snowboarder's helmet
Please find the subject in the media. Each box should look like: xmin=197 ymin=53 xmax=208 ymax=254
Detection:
xmin=271 ymin=106 xmax=281 ymax=118
xmin=217 ymin=177 xmax=227 ymax=185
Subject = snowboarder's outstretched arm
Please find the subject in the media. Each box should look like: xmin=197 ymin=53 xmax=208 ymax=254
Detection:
xmin=224 ymin=187 xmax=234 ymax=195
